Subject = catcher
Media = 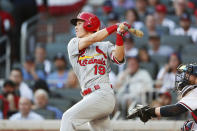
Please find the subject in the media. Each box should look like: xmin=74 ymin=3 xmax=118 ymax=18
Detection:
xmin=127 ymin=63 xmax=197 ymax=131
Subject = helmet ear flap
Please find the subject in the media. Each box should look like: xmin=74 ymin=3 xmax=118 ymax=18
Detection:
xmin=86 ymin=23 xmax=92 ymax=27
xmin=83 ymin=22 xmax=93 ymax=31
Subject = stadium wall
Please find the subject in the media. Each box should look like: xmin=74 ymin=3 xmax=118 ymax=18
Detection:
xmin=0 ymin=120 xmax=184 ymax=131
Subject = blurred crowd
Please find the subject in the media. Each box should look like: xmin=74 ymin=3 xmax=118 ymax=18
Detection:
xmin=0 ymin=0 xmax=197 ymax=120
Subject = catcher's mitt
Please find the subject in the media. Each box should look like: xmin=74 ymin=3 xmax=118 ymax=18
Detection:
xmin=127 ymin=105 xmax=152 ymax=123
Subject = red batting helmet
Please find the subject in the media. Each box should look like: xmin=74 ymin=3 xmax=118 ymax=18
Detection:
xmin=70 ymin=12 xmax=100 ymax=32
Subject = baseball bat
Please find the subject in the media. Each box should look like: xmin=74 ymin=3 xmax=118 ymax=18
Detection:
xmin=128 ymin=28 xmax=144 ymax=38
xmin=119 ymin=23 xmax=144 ymax=38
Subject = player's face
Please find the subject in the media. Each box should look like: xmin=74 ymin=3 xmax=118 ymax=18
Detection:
xmin=75 ymin=20 xmax=88 ymax=38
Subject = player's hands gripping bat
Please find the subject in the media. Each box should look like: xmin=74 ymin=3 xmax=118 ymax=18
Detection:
xmin=117 ymin=23 xmax=129 ymax=36
xmin=127 ymin=105 xmax=152 ymax=123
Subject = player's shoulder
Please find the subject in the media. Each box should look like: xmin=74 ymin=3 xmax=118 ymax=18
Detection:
xmin=68 ymin=37 xmax=78 ymax=45
xmin=67 ymin=37 xmax=79 ymax=48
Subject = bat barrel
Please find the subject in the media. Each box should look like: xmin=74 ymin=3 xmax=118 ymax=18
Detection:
xmin=128 ymin=28 xmax=144 ymax=38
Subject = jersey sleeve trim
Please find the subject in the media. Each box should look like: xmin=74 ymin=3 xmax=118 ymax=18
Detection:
xmin=179 ymin=102 xmax=192 ymax=112
xmin=179 ymin=102 xmax=197 ymax=123
xmin=110 ymin=52 xmax=125 ymax=65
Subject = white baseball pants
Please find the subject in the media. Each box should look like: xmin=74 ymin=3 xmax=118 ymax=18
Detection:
xmin=60 ymin=87 xmax=115 ymax=131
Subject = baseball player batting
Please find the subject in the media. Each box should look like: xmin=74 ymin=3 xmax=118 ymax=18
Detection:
xmin=60 ymin=12 xmax=135 ymax=131
xmin=127 ymin=63 xmax=197 ymax=131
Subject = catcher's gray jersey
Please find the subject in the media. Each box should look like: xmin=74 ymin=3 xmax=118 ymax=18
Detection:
xmin=67 ymin=37 xmax=121 ymax=91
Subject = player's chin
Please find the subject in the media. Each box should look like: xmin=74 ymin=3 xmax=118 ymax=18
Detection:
xmin=76 ymin=32 xmax=80 ymax=38
xmin=76 ymin=33 xmax=83 ymax=38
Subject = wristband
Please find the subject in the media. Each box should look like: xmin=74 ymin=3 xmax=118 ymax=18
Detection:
xmin=116 ymin=33 xmax=123 ymax=46
xmin=106 ymin=24 xmax=118 ymax=35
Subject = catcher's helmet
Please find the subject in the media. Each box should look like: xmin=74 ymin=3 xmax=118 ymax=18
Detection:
xmin=175 ymin=63 xmax=197 ymax=92
xmin=181 ymin=120 xmax=195 ymax=131
xmin=70 ymin=12 xmax=100 ymax=32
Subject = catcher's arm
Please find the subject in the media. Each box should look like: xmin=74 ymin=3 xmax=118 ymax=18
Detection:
xmin=127 ymin=104 xmax=188 ymax=123
xmin=158 ymin=104 xmax=187 ymax=117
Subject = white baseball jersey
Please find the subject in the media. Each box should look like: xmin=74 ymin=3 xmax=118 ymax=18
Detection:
xmin=67 ymin=37 xmax=123 ymax=91
xmin=60 ymin=37 xmax=121 ymax=131
xmin=179 ymin=87 xmax=197 ymax=124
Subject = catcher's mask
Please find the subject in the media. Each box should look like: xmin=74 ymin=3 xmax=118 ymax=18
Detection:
xmin=181 ymin=120 xmax=195 ymax=131
xmin=175 ymin=64 xmax=197 ymax=92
